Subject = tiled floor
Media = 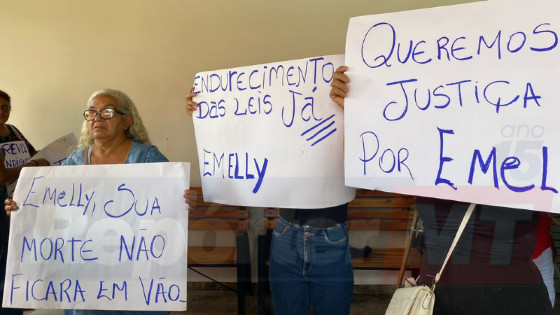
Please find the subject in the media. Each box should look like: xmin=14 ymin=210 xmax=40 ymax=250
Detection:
xmin=23 ymin=290 xmax=392 ymax=315
xmin=22 ymin=289 xmax=560 ymax=315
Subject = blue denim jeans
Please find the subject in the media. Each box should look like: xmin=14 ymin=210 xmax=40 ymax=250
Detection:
xmin=269 ymin=218 xmax=354 ymax=315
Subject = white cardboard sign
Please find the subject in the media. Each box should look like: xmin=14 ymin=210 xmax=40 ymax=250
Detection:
xmin=193 ymin=55 xmax=355 ymax=208
xmin=1 ymin=140 xmax=31 ymax=168
xmin=32 ymin=133 xmax=78 ymax=166
xmin=344 ymin=0 xmax=560 ymax=212
xmin=3 ymin=162 xmax=189 ymax=311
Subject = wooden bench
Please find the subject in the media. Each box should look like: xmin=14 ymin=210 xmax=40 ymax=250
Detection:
xmin=188 ymin=187 xmax=251 ymax=315
xmin=257 ymin=189 xmax=422 ymax=314
xmin=346 ymin=189 xmax=421 ymax=278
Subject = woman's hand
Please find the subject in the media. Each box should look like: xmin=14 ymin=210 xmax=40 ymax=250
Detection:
xmin=4 ymin=198 xmax=19 ymax=217
xmin=185 ymin=87 xmax=199 ymax=116
xmin=26 ymin=158 xmax=50 ymax=167
xmin=329 ymin=66 xmax=350 ymax=109
xmin=184 ymin=189 xmax=197 ymax=211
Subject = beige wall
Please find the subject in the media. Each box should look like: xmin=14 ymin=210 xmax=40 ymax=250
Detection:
xmin=0 ymin=0 xmax=480 ymax=186
xmin=1 ymin=0 xmax=481 ymax=284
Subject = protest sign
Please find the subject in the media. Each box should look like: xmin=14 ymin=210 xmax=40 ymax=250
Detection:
xmin=32 ymin=133 xmax=77 ymax=166
xmin=344 ymin=0 xmax=560 ymax=212
xmin=3 ymin=162 xmax=189 ymax=311
xmin=193 ymin=55 xmax=355 ymax=208
xmin=1 ymin=141 xmax=30 ymax=169
xmin=7 ymin=132 xmax=76 ymax=199
xmin=2 ymin=128 xmax=33 ymax=198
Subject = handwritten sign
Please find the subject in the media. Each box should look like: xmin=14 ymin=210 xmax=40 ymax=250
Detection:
xmin=344 ymin=0 xmax=560 ymax=212
xmin=3 ymin=162 xmax=189 ymax=311
xmin=32 ymin=133 xmax=78 ymax=166
xmin=7 ymin=133 xmax=77 ymax=199
xmin=193 ymin=55 xmax=355 ymax=208
xmin=3 ymin=138 xmax=32 ymax=198
xmin=2 ymin=141 xmax=31 ymax=168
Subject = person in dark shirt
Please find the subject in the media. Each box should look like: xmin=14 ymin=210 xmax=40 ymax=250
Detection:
xmin=186 ymin=89 xmax=354 ymax=315
xmin=330 ymin=67 xmax=553 ymax=315
xmin=0 ymin=89 xmax=49 ymax=315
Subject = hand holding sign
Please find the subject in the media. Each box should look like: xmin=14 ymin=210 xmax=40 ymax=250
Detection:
xmin=344 ymin=0 xmax=560 ymax=212
xmin=3 ymin=162 xmax=189 ymax=311
xmin=191 ymin=55 xmax=355 ymax=208
xmin=31 ymin=133 xmax=77 ymax=166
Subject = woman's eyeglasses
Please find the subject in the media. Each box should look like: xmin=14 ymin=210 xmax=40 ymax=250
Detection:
xmin=83 ymin=108 xmax=125 ymax=121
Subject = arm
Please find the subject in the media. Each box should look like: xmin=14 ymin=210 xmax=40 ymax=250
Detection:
xmin=0 ymin=154 xmax=49 ymax=183
xmin=145 ymin=145 xmax=169 ymax=163
xmin=184 ymin=86 xmax=199 ymax=210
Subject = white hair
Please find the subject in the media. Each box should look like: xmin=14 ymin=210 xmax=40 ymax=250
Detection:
xmin=77 ymin=89 xmax=150 ymax=149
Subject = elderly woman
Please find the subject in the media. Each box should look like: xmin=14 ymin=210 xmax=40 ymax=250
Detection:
xmin=6 ymin=88 xmax=196 ymax=315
